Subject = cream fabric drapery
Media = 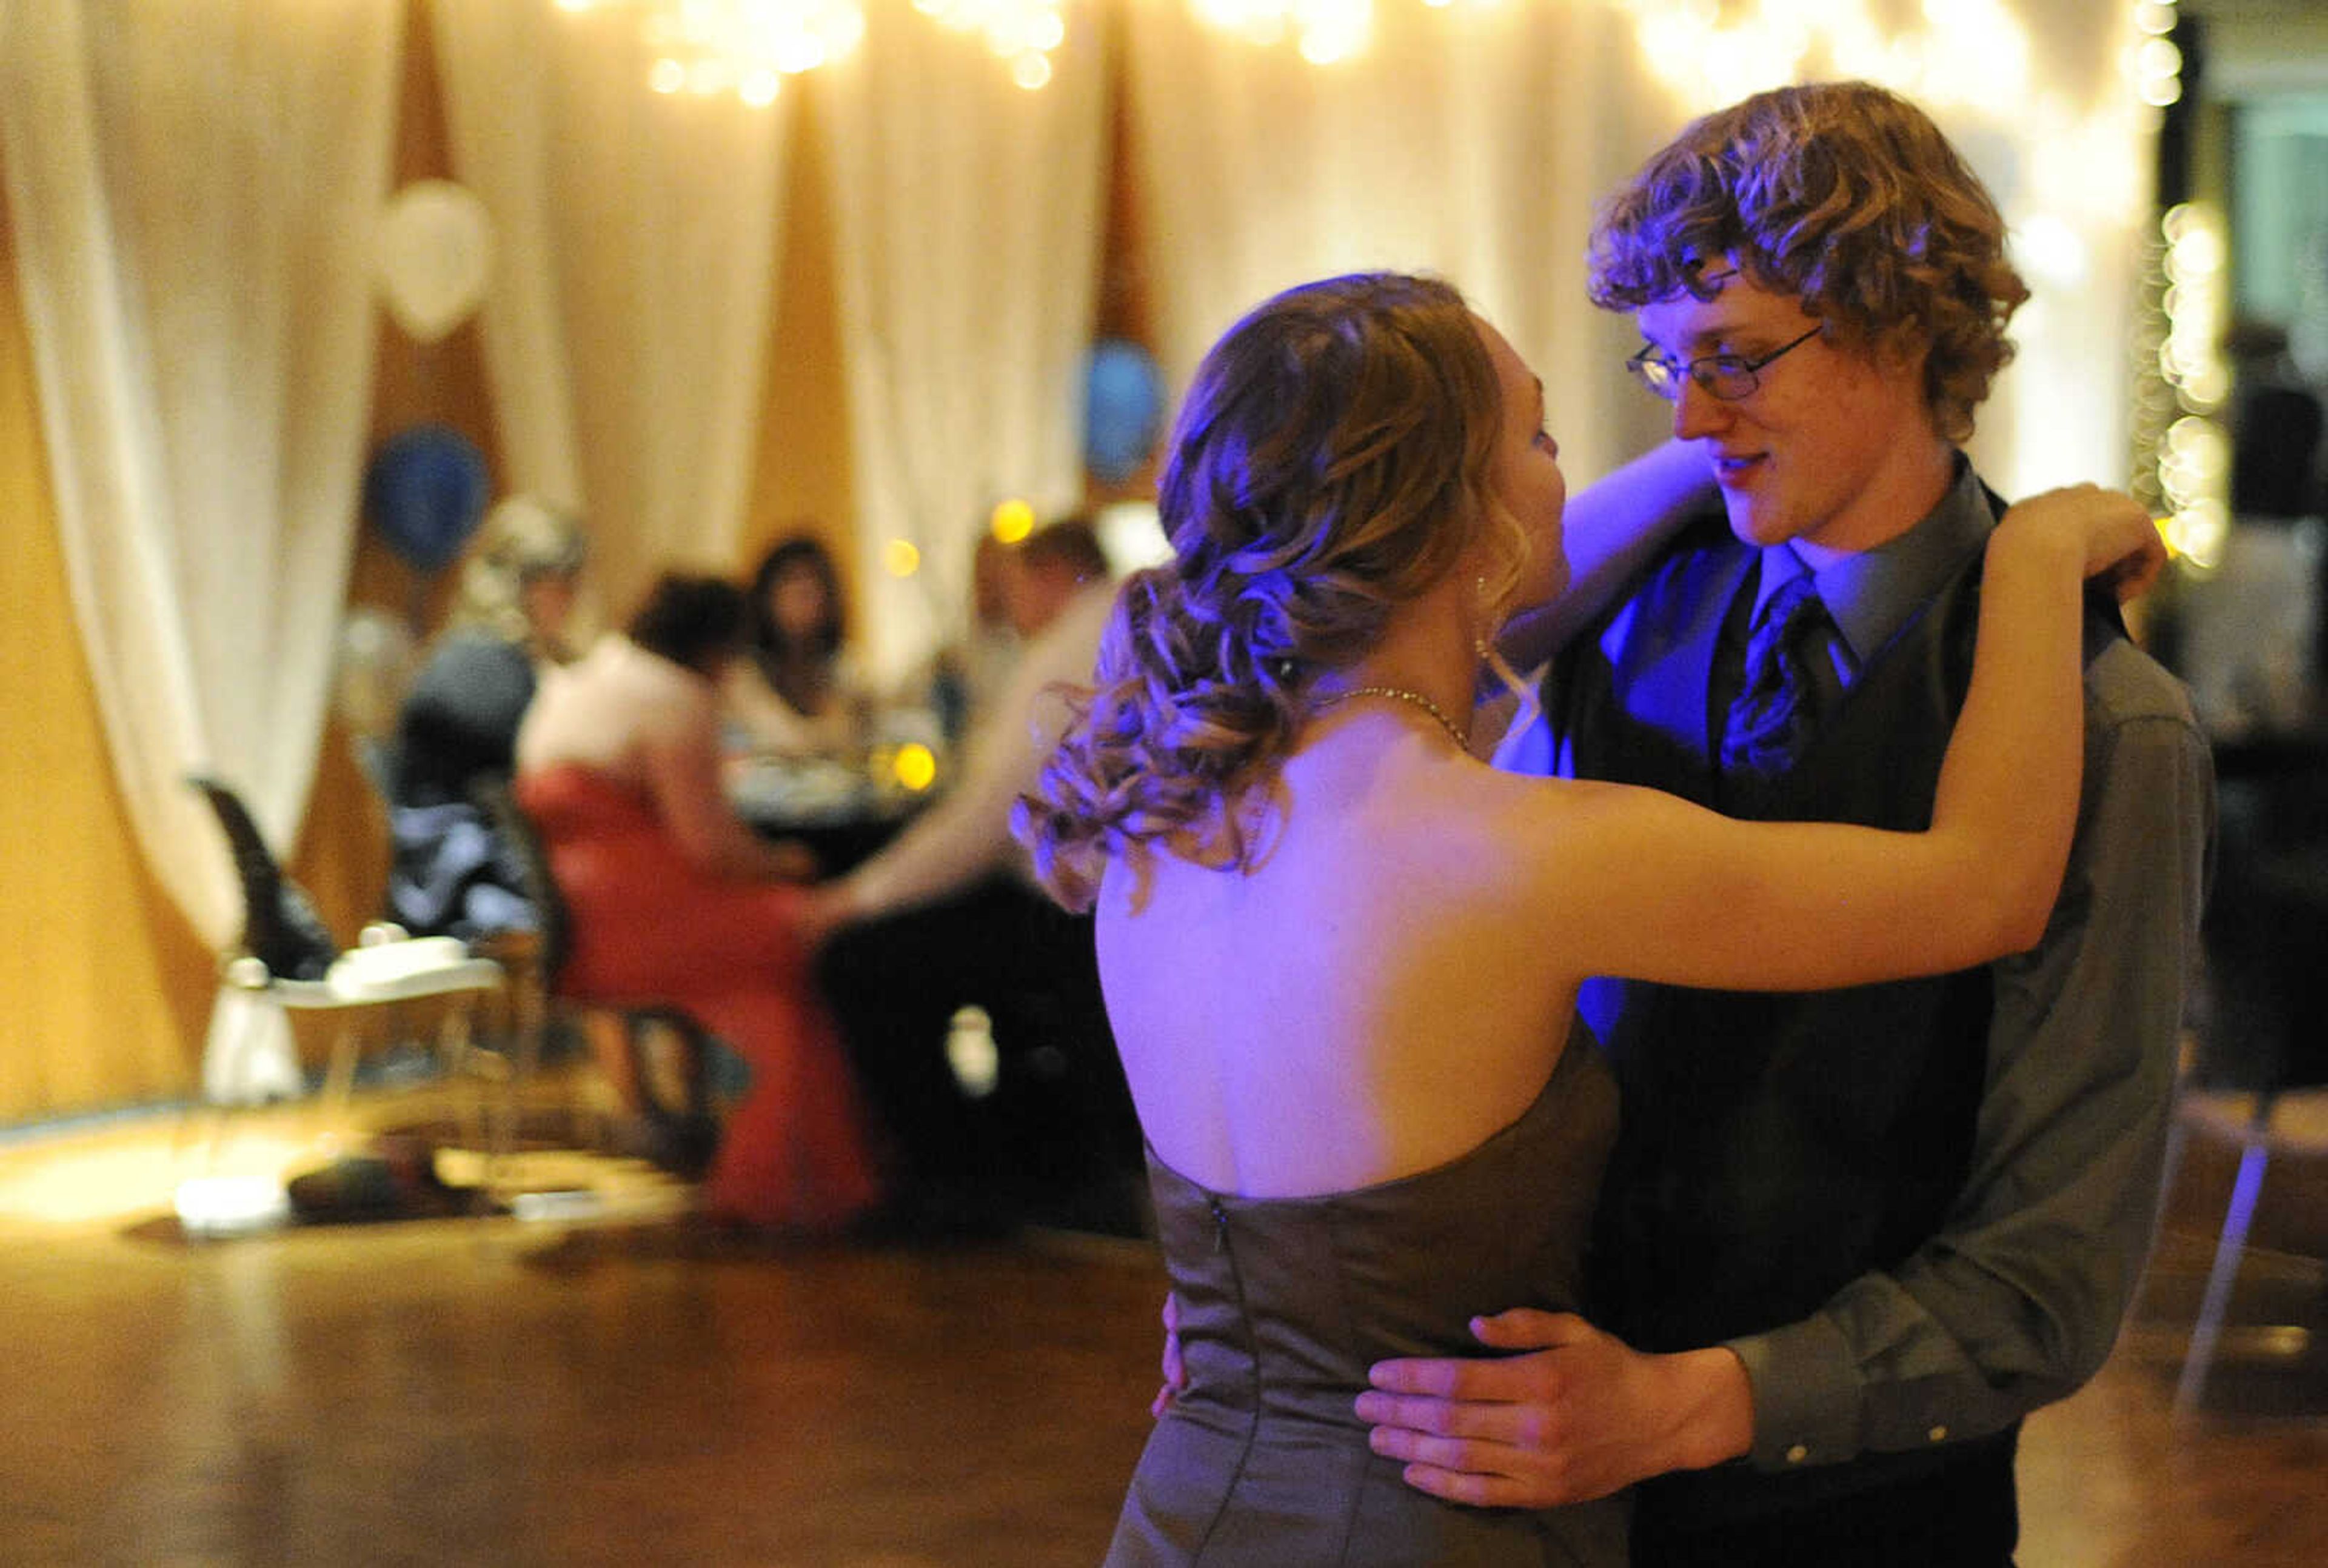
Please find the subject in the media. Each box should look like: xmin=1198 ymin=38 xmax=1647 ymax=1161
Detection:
xmin=817 ymin=8 xmax=1109 ymax=682
xmin=0 ymin=0 xmax=405 ymax=1097
xmin=431 ymin=0 xmax=795 ymax=617
xmin=1125 ymin=2 xmax=2153 ymax=502
xmin=1123 ymin=1 xmax=1681 ymax=493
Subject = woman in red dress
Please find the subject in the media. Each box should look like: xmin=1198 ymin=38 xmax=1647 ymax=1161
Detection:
xmin=515 ymin=574 xmax=880 ymax=1232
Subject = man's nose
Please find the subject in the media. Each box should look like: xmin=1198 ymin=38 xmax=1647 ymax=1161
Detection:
xmin=1671 ymin=378 xmax=1730 ymax=441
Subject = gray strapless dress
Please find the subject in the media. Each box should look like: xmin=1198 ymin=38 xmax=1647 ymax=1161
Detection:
xmin=1105 ymin=1038 xmax=1627 ymax=1566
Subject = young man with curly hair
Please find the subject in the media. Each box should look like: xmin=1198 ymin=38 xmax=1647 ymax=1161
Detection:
xmin=1357 ymin=82 xmax=2215 ymax=1566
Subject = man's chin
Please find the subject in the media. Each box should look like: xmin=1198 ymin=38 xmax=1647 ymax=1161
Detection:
xmin=1722 ymin=496 xmax=1790 ymax=550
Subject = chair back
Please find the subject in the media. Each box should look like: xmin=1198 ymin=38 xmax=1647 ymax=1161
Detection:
xmin=185 ymin=773 xmax=340 ymax=981
xmin=472 ymin=778 xmax=573 ymax=991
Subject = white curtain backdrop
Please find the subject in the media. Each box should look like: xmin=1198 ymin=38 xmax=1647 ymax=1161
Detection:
xmin=1127 ymin=0 xmax=2153 ymax=500
xmin=818 ymin=6 xmax=1109 ymax=682
xmin=0 ymin=0 xmax=404 ymax=1097
xmin=1125 ymin=1 xmax=1681 ymax=495
xmin=432 ymin=0 xmax=796 ymax=615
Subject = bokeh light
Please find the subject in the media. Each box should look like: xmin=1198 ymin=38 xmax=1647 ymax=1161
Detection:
xmin=892 ymin=742 xmax=939 ymax=792
xmin=989 ymin=497 xmax=1037 ymax=544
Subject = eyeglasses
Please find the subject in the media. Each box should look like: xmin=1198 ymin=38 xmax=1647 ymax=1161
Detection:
xmin=1625 ymin=324 xmax=1823 ymax=403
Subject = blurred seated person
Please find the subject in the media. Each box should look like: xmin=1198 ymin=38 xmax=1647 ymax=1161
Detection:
xmin=809 ymin=517 xmax=1140 ymax=1230
xmin=516 ymin=573 xmax=881 ymax=1232
xmin=923 ymin=528 xmax=1026 ymax=747
xmin=724 ymin=532 xmax=872 ymax=761
xmin=383 ymin=496 xmax=587 ymax=940
xmin=2227 ymin=318 xmax=2326 ymax=522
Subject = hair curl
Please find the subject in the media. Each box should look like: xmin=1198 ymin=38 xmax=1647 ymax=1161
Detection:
xmin=1015 ymin=272 xmax=1511 ymax=912
xmin=1587 ymin=81 xmax=2027 ymax=442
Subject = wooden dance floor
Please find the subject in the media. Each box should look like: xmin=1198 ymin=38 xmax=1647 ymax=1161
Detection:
xmin=0 ymin=1074 xmax=2321 ymax=1566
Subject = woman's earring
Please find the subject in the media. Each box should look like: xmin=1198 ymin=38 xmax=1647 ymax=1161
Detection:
xmin=1473 ymin=575 xmax=1495 ymax=662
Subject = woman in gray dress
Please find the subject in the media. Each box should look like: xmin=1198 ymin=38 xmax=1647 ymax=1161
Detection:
xmin=1015 ymin=272 xmax=2161 ymax=1566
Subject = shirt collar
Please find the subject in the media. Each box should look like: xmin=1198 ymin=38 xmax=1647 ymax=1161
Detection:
xmin=1752 ymin=455 xmax=1992 ymax=667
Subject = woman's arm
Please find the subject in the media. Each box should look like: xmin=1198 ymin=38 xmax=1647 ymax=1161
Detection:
xmin=1540 ymin=485 xmax=2161 ymax=993
xmin=645 ymin=697 xmax=811 ymax=883
xmin=1499 ymin=439 xmax=1714 ymax=672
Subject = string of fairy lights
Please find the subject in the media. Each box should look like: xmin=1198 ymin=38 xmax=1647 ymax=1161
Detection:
xmin=550 ymin=1 xmax=2176 ymax=111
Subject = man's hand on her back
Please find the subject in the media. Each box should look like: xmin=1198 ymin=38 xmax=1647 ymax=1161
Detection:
xmin=1355 ymin=1309 xmax=1754 ymax=1509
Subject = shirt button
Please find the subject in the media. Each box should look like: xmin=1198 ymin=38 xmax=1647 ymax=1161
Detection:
xmin=1785 ymin=1444 xmax=1810 ymax=1464
xmin=1927 ymin=1426 xmax=1948 ymax=1443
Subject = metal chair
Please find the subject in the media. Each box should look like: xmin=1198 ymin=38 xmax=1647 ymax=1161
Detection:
xmin=184 ymin=773 xmax=507 ymax=1181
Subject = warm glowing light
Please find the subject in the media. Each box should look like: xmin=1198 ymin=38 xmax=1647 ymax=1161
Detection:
xmin=884 ymin=538 xmax=923 ymax=577
xmin=916 ymin=0 xmax=1071 ymax=88
xmin=174 ymin=1174 xmax=291 ymax=1236
xmin=1192 ymin=0 xmax=1381 ymax=64
xmin=1614 ymin=0 xmax=2063 ymax=119
xmin=892 ymin=742 xmax=939 ymax=792
xmin=2013 ymin=214 xmax=2088 ymax=287
xmin=564 ymin=1 xmax=868 ymax=106
xmin=2161 ymin=202 xmax=2230 ymax=416
xmin=989 ymin=497 xmax=1037 ymax=544
xmin=2152 ymin=198 xmax=2231 ymax=573
xmin=2130 ymin=1 xmax=2185 ymax=107
xmin=2164 ymin=501 xmax=2229 ymax=572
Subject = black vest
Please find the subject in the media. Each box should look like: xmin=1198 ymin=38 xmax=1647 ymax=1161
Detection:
xmin=1547 ymin=507 xmax=2013 ymax=1541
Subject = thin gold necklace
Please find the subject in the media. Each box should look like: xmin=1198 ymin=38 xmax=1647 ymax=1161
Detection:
xmin=1316 ymin=685 xmax=1471 ymax=752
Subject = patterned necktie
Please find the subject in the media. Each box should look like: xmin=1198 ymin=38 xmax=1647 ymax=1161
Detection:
xmin=1719 ymin=568 xmax=1848 ymax=778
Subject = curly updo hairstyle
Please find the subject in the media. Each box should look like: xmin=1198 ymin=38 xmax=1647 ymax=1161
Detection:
xmin=1015 ymin=272 xmax=1514 ymax=912
xmin=1587 ymin=81 xmax=2027 ymax=444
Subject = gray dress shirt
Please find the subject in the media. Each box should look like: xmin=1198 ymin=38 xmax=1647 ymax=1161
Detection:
xmin=1722 ymin=461 xmax=2217 ymax=1470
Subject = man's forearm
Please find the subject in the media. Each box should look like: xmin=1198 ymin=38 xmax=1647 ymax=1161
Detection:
xmin=1725 ymin=707 xmax=2212 ymax=1472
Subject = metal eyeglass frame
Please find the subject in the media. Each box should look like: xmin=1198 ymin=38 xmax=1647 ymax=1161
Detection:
xmin=1625 ymin=324 xmax=1823 ymax=402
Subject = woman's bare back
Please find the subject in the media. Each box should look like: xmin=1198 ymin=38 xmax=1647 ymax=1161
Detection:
xmin=1099 ymin=721 xmax=1587 ymax=1199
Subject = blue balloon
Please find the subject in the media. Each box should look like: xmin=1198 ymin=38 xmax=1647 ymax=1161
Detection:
xmin=1082 ymin=340 xmax=1165 ymax=485
xmin=364 ymin=425 xmax=489 ymax=573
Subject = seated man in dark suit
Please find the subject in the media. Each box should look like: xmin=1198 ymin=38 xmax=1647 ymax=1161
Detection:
xmin=811 ymin=518 xmax=1142 ymax=1233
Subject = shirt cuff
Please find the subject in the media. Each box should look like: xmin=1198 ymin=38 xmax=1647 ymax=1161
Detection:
xmin=1727 ymin=1315 xmax=1862 ymax=1472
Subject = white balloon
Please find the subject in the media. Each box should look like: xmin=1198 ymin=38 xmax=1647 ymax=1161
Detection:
xmin=376 ymin=181 xmax=495 ymax=344
xmin=333 ymin=605 xmax=419 ymax=739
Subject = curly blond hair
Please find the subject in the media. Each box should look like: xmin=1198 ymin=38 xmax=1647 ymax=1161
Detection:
xmin=448 ymin=496 xmax=588 ymax=656
xmin=1587 ymin=81 xmax=2027 ymax=443
xmin=1015 ymin=273 xmax=1513 ymax=912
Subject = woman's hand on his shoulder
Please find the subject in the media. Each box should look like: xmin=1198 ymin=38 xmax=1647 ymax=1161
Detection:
xmin=1996 ymin=484 xmax=2167 ymax=601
